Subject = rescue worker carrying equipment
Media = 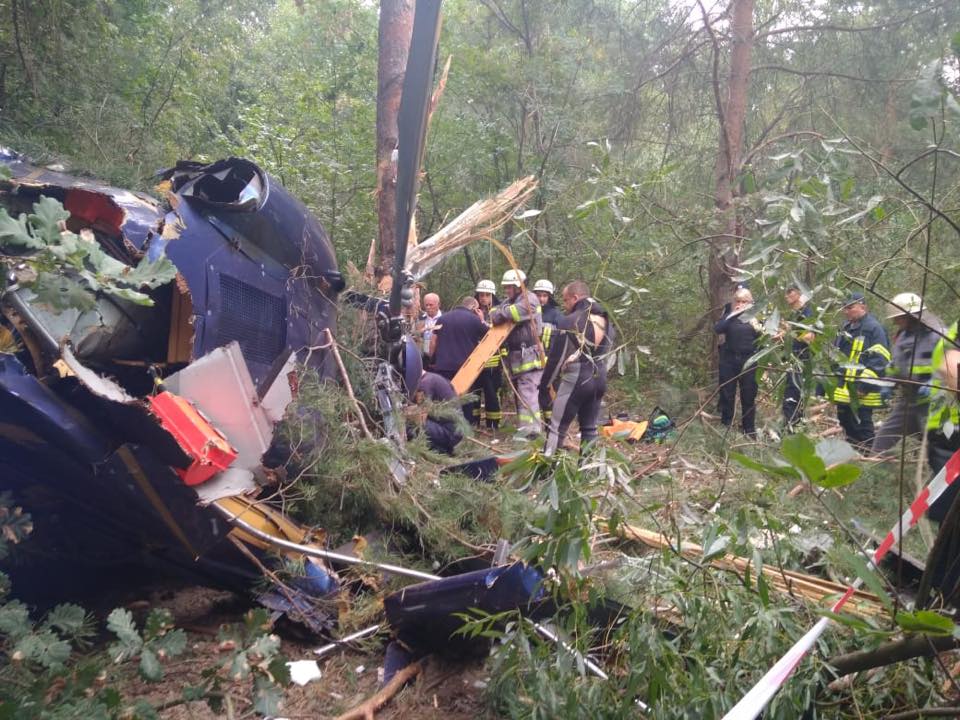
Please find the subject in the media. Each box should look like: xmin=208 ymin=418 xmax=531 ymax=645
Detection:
xmin=825 ymin=292 xmax=891 ymax=448
xmin=872 ymin=293 xmax=945 ymax=456
xmin=714 ymin=288 xmax=761 ymax=437
xmin=541 ymin=280 xmax=613 ymax=456
xmin=490 ymin=269 xmax=544 ymax=437
xmin=474 ymin=279 xmax=503 ymax=428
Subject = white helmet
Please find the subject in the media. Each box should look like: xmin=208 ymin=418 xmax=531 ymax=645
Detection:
xmin=475 ymin=279 xmax=496 ymax=294
xmin=887 ymin=292 xmax=924 ymax=318
xmin=532 ymin=279 xmax=555 ymax=295
xmin=501 ymin=269 xmax=527 ymax=287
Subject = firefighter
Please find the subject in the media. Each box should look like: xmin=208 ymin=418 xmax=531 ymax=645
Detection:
xmin=780 ymin=285 xmax=815 ymax=429
xmin=714 ymin=287 xmax=762 ymax=437
xmin=541 ymin=281 xmax=613 ymax=456
xmin=473 ymin=279 xmax=503 ymax=429
xmin=923 ymin=319 xmax=960 ymax=522
xmin=490 ymin=269 xmax=544 ymax=438
xmin=872 ymin=293 xmax=945 ymax=456
xmin=825 ymin=292 xmax=891 ymax=448
xmin=533 ymin=278 xmax=561 ymax=425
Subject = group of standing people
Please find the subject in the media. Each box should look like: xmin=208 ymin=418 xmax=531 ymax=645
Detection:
xmin=411 ymin=272 xmax=613 ymax=457
xmin=713 ymin=287 xmax=959 ymax=514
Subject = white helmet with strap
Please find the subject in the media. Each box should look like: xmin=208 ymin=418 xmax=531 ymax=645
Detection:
xmin=501 ymin=269 xmax=527 ymax=287
xmin=532 ymin=279 xmax=555 ymax=295
xmin=887 ymin=292 xmax=924 ymax=318
xmin=475 ymin=279 xmax=496 ymax=294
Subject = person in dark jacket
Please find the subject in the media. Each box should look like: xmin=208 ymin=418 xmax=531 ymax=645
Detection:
xmin=779 ymin=286 xmax=815 ymax=428
xmin=714 ymin=287 xmax=762 ymax=436
xmin=541 ymin=281 xmax=613 ymax=456
xmin=533 ymin=278 xmax=561 ymax=425
xmin=473 ymin=279 xmax=503 ymax=428
xmin=430 ymin=296 xmax=487 ymax=424
xmin=826 ymin=292 xmax=891 ymax=447
xmin=409 ymin=371 xmax=463 ymax=455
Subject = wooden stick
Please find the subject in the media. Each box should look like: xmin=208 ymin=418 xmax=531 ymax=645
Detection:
xmin=325 ymin=328 xmax=374 ymax=440
xmin=334 ymin=659 xmax=424 ymax=720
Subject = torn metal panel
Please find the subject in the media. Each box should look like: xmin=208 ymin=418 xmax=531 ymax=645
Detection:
xmin=164 ymin=342 xmax=272 ymax=469
xmin=260 ymin=351 xmax=296 ymax=423
xmin=383 ymin=562 xmax=548 ymax=650
xmin=0 ymin=148 xmax=163 ymax=249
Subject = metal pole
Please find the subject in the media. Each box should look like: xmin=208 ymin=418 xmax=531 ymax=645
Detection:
xmin=314 ymin=624 xmax=382 ymax=659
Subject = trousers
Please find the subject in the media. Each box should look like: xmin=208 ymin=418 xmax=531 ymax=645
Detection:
xmin=718 ymin=353 xmax=757 ymax=434
xmin=510 ymin=369 xmax=543 ymax=434
xmin=836 ymin=404 xmax=875 ymax=447
xmin=544 ymin=362 xmax=605 ymax=456
xmin=871 ymin=393 xmax=929 ymax=455
xmin=472 ymin=366 xmax=502 ymax=428
xmin=782 ymin=370 xmax=804 ymax=427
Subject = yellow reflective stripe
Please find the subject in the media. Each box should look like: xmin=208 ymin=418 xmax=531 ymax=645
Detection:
xmin=483 ymin=356 xmax=501 ymax=368
xmin=485 ymin=411 xmax=503 ymax=419
xmin=542 ymin=325 xmax=553 ymax=351
xmin=911 ymin=365 xmax=933 ymax=375
xmin=509 ymin=304 xmax=522 ymax=322
xmin=513 ymin=359 xmax=543 ymax=372
xmin=868 ymin=343 xmax=891 ymax=361
xmin=848 ymin=337 xmax=864 ymax=362
xmin=926 ymin=322 xmax=959 ymax=431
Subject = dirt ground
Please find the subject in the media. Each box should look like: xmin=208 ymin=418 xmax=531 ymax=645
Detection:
xmin=109 ymin=583 xmax=493 ymax=720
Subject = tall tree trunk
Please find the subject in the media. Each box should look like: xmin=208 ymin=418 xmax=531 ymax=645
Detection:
xmin=375 ymin=0 xmax=415 ymax=281
xmin=708 ymin=0 xmax=754 ymax=323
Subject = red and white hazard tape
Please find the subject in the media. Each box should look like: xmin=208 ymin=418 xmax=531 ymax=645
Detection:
xmin=721 ymin=449 xmax=960 ymax=720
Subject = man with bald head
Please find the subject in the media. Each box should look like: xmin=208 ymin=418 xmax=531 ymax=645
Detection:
xmin=418 ymin=292 xmax=442 ymax=360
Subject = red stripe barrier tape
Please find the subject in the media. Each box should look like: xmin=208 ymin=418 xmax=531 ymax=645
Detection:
xmin=721 ymin=448 xmax=960 ymax=720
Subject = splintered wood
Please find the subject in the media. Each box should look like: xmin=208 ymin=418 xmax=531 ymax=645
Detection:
xmin=616 ymin=523 xmax=885 ymax=618
xmin=450 ymin=321 xmax=513 ymax=395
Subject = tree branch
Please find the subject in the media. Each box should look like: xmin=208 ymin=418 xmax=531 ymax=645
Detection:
xmin=827 ymin=634 xmax=960 ymax=678
xmin=755 ymin=1 xmax=950 ymax=40
xmin=742 ymin=131 xmax=824 ymax=167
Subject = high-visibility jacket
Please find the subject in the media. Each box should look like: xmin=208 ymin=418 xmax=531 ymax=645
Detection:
xmin=889 ymin=313 xmax=944 ymax=405
xmin=490 ymin=290 xmax=544 ymax=375
xmin=828 ymin=313 xmax=890 ymax=407
xmin=927 ymin=321 xmax=959 ymax=435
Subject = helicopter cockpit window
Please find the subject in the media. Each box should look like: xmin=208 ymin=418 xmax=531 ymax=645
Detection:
xmin=176 ymin=162 xmax=264 ymax=211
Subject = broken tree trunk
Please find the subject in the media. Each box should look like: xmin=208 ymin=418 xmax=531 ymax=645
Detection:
xmin=707 ymin=0 xmax=754 ymax=356
xmin=375 ymin=0 xmax=415 ymax=281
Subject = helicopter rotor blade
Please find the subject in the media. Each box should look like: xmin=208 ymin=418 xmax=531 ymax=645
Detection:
xmin=389 ymin=0 xmax=443 ymax=318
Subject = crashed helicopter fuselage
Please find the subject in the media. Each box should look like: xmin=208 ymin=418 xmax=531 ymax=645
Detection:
xmin=0 ymin=151 xmax=346 ymax=623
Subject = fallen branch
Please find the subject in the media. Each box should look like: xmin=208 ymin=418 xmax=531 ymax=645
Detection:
xmin=827 ymin=634 xmax=960 ymax=678
xmin=334 ymin=659 xmax=424 ymax=720
xmin=614 ymin=522 xmax=885 ymax=617
xmin=883 ymin=707 xmax=960 ymax=720
xmin=325 ymin=328 xmax=374 ymax=440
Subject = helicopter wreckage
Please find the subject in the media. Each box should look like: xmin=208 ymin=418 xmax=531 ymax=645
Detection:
xmin=0 ymin=146 xmax=554 ymax=653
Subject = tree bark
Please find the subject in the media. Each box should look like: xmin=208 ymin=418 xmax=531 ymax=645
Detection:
xmin=708 ymin=0 xmax=754 ymax=326
xmin=375 ymin=0 xmax=415 ymax=281
xmin=826 ymin=634 xmax=960 ymax=678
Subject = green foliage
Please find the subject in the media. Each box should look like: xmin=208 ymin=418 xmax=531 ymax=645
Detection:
xmin=0 ymin=198 xmax=176 ymax=310
xmin=106 ymin=607 xmax=186 ymax=681
xmin=735 ymin=433 xmax=862 ymax=489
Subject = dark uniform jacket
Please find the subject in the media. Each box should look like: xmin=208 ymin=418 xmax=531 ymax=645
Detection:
xmin=431 ymin=306 xmax=487 ymax=377
xmin=714 ymin=310 xmax=759 ymax=358
xmin=542 ymin=298 xmax=613 ymax=390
